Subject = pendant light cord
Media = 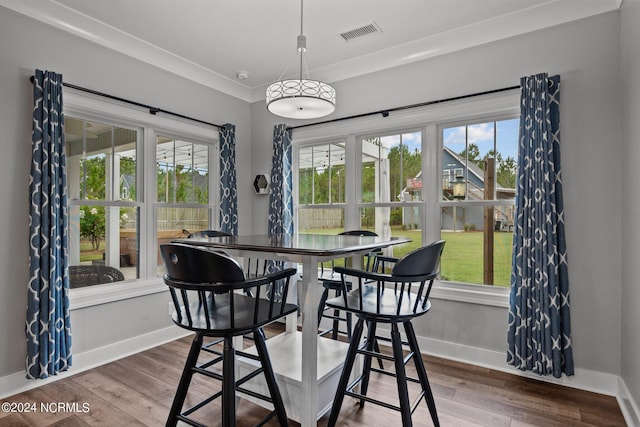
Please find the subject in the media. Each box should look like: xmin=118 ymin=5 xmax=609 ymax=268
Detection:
xmin=298 ymin=0 xmax=304 ymax=81
xmin=300 ymin=0 xmax=304 ymax=35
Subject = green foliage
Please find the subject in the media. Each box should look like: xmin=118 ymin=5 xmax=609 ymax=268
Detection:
xmin=80 ymin=206 xmax=105 ymax=250
xmin=388 ymin=144 xmax=422 ymax=199
xmin=81 ymin=156 xmax=106 ymax=200
xmin=81 ymin=155 xmax=139 ymax=200
xmin=390 ymin=208 xmax=403 ymax=226
xmin=497 ymin=156 xmax=517 ymax=189
xmin=120 ymin=157 xmax=136 ymax=200
xmin=299 ymin=138 xmax=424 ymax=205
xmin=156 ymin=164 xmax=208 ymax=203
xmin=459 ymin=143 xmax=517 ymax=190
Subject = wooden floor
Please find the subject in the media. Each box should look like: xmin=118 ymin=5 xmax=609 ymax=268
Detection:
xmin=1 ymin=324 xmax=625 ymax=427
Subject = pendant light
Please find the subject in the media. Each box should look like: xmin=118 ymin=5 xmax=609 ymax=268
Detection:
xmin=266 ymin=0 xmax=336 ymax=119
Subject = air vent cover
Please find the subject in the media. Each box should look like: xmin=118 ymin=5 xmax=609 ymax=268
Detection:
xmin=340 ymin=22 xmax=382 ymax=42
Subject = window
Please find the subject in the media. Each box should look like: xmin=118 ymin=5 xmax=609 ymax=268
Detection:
xmin=292 ymin=91 xmax=518 ymax=304
xmin=64 ymin=93 xmax=218 ymax=297
xmin=155 ymin=135 xmax=212 ymax=275
xmin=359 ymin=131 xmax=424 ymax=258
xmin=66 ymin=117 xmax=142 ymax=288
xmin=297 ymin=142 xmax=346 ymax=233
xmin=440 ymin=119 xmax=518 ymax=287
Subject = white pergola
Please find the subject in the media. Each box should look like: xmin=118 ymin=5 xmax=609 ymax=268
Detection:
xmin=297 ymin=139 xmax=392 ymax=242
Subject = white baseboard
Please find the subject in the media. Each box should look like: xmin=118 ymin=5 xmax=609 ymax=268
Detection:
xmin=0 ymin=325 xmax=190 ymax=400
xmin=415 ymin=334 xmax=622 ymax=397
xmin=618 ymin=378 xmax=640 ymax=427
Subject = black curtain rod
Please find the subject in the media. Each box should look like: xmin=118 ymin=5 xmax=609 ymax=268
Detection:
xmin=29 ymin=76 xmax=221 ymax=129
xmin=288 ymin=85 xmax=521 ymax=131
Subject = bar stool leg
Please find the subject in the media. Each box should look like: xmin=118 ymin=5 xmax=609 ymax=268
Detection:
xmin=331 ymin=306 xmax=341 ymax=340
xmin=371 ymin=334 xmax=384 ymax=369
xmin=391 ymin=323 xmax=412 ymax=427
xmin=404 ymin=321 xmax=439 ymax=427
xmin=222 ymin=337 xmax=236 ymax=427
xmin=167 ymin=333 xmax=203 ymax=426
xmin=253 ymin=328 xmax=289 ymax=427
xmin=327 ymin=318 xmax=365 ymax=427
xmin=358 ymin=320 xmax=378 ymax=408
xmin=318 ymin=288 xmax=329 ymax=328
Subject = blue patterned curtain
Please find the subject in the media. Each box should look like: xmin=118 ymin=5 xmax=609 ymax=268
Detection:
xmin=268 ymin=124 xmax=293 ymax=236
xmin=266 ymin=125 xmax=293 ymax=300
xmin=27 ymin=69 xmax=72 ymax=379
xmin=507 ymin=73 xmax=573 ymax=378
xmin=219 ymin=124 xmax=238 ymax=235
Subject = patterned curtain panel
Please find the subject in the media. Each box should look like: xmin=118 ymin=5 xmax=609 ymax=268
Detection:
xmin=507 ymin=73 xmax=574 ymax=378
xmin=27 ymin=69 xmax=72 ymax=379
xmin=266 ymin=125 xmax=293 ymax=301
xmin=219 ymin=124 xmax=238 ymax=235
xmin=268 ymin=124 xmax=293 ymax=236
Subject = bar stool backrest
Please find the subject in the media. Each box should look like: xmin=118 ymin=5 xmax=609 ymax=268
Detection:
xmin=187 ymin=229 xmax=232 ymax=239
xmin=188 ymin=230 xmax=272 ymax=278
xmin=162 ymin=243 xmax=245 ymax=284
xmin=392 ymin=239 xmax=445 ymax=279
xmin=161 ymin=243 xmax=297 ymax=334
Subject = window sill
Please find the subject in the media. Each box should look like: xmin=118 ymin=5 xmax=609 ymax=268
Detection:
xmin=69 ymin=278 xmax=167 ymax=310
xmin=431 ymin=280 xmax=509 ymax=308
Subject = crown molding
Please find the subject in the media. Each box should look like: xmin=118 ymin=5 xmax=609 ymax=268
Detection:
xmin=0 ymin=0 xmax=253 ymax=101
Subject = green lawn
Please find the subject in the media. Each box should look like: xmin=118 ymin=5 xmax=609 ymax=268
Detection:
xmin=302 ymin=227 xmax=513 ymax=287
xmin=79 ymin=240 xmax=104 ymax=262
xmin=439 ymin=231 xmax=513 ymax=287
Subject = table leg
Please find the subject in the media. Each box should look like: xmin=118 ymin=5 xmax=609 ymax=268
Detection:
xmin=299 ymin=255 xmax=320 ymax=427
xmin=285 ymin=312 xmax=297 ymax=334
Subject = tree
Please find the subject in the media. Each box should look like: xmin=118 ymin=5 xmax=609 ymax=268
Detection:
xmin=459 ymin=144 xmax=481 ymax=168
xmin=80 ymin=206 xmax=105 ymax=250
xmin=497 ymin=156 xmax=517 ymax=189
xmin=81 ymin=156 xmax=106 ymax=199
xmin=459 ymin=145 xmax=517 ymax=190
xmin=388 ymin=144 xmax=422 ymax=199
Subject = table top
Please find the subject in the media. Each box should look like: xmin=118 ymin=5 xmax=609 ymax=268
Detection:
xmin=172 ymin=233 xmax=410 ymax=257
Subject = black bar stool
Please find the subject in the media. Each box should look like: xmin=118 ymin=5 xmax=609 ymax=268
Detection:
xmin=317 ymin=230 xmax=379 ymax=340
xmin=160 ymin=243 xmax=297 ymax=427
xmin=325 ymin=240 xmax=445 ymax=427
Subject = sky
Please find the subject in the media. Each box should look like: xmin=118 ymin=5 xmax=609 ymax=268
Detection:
xmin=379 ymin=118 xmax=519 ymax=160
xmin=443 ymin=118 xmax=519 ymax=159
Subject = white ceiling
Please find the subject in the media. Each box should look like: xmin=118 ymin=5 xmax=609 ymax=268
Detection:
xmin=1 ymin=0 xmax=621 ymax=102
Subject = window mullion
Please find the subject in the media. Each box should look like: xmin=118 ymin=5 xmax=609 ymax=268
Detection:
xmin=424 ymin=124 xmax=439 ymax=245
xmin=345 ymin=134 xmax=358 ymax=230
xmin=143 ymin=128 xmax=157 ymax=279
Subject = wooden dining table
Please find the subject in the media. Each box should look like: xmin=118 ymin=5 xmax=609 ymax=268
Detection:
xmin=173 ymin=233 xmax=410 ymax=426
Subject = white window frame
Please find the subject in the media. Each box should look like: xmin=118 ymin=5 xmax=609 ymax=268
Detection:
xmin=64 ymin=89 xmax=219 ymax=310
xmin=292 ymin=90 xmax=519 ymax=307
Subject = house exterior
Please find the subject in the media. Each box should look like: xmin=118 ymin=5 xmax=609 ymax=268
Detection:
xmin=402 ymin=147 xmax=515 ymax=231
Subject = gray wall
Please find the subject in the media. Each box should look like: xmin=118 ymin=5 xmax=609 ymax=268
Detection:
xmin=252 ymin=12 xmax=623 ymax=375
xmin=621 ymin=0 xmax=640 ymax=413
xmin=0 ymin=7 xmax=252 ymax=378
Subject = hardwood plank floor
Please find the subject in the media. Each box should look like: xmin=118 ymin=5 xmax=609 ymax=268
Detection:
xmin=0 ymin=324 xmax=625 ymax=426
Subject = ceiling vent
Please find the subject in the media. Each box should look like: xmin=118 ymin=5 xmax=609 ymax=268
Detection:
xmin=339 ymin=22 xmax=382 ymax=42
